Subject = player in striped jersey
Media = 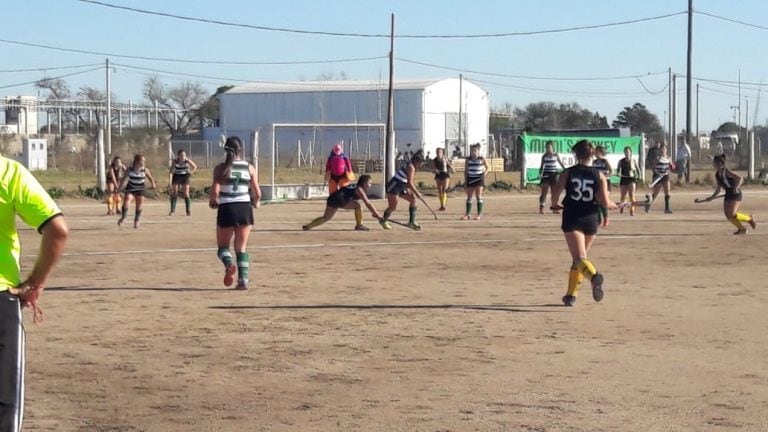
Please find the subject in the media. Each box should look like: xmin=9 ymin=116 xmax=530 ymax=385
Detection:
xmin=646 ymin=144 xmax=674 ymax=214
xmin=462 ymin=144 xmax=489 ymax=220
xmin=209 ymin=137 xmax=262 ymax=290
xmin=117 ymin=154 xmax=157 ymax=229
xmin=551 ymin=140 xmax=617 ymax=307
xmin=302 ymin=175 xmax=389 ymax=231
xmin=592 ymin=146 xmax=613 ymax=226
xmin=168 ymin=149 xmax=198 ymax=217
xmin=697 ymin=154 xmax=757 ymax=235
xmin=538 ymin=141 xmax=566 ymax=214
xmin=382 ymin=151 xmax=425 ymax=230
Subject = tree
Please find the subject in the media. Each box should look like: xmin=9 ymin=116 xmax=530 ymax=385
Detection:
xmin=513 ymin=101 xmax=599 ymax=131
xmin=143 ymin=76 xmax=209 ymax=135
xmin=199 ymin=85 xmax=234 ymax=128
xmin=35 ymin=78 xmax=71 ymax=100
xmin=489 ymin=102 xmax=514 ymax=133
xmin=612 ymin=103 xmax=663 ymax=139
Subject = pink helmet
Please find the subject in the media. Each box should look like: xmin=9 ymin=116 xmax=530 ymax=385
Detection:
xmin=332 ymin=143 xmax=343 ymax=155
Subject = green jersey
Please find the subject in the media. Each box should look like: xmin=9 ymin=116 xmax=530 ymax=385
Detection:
xmin=0 ymin=156 xmax=62 ymax=291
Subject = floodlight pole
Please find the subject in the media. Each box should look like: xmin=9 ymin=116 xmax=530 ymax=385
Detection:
xmin=384 ymin=13 xmax=396 ymax=189
xmin=106 ymin=58 xmax=112 ymax=155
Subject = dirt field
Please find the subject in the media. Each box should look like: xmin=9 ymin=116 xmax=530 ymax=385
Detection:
xmin=17 ymin=188 xmax=768 ymax=431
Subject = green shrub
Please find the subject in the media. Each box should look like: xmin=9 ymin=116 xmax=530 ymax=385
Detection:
xmin=489 ymin=179 xmax=514 ymax=191
xmin=80 ymin=185 xmax=104 ymax=200
xmin=47 ymin=186 xmax=65 ymax=199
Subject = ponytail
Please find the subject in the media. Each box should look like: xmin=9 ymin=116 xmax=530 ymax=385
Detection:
xmin=219 ymin=137 xmax=242 ymax=182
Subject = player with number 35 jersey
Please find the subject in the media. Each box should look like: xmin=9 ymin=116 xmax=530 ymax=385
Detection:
xmin=551 ymin=139 xmax=617 ymax=307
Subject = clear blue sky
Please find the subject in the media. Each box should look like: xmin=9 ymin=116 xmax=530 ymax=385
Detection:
xmin=2 ymin=0 xmax=767 ymax=133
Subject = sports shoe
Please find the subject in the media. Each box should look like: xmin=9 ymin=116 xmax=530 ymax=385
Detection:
xmin=644 ymin=194 xmax=653 ymax=213
xmin=117 ymin=216 xmax=125 ymax=226
xmin=235 ymin=280 xmax=248 ymax=290
xmin=602 ymin=218 xmax=609 ymax=227
xmin=438 ymin=206 xmax=446 ymax=211
xmin=354 ymin=224 xmax=370 ymax=231
xmin=562 ymin=295 xmax=576 ymax=307
xmin=168 ymin=211 xmax=175 ymax=216
xmin=664 ymin=208 xmax=673 ymax=214
xmin=461 ymin=214 xmax=471 ymax=220
xmin=472 ymin=215 xmax=482 ymax=220
xmin=407 ymin=222 xmax=422 ymax=231
xmin=539 ymin=207 xmax=544 ymax=215
xmin=186 ymin=211 xmax=191 ymax=216
xmin=734 ymin=228 xmax=747 ymax=235
xmin=748 ymin=215 xmax=757 ymax=230
xmin=379 ymin=219 xmax=392 ymax=230
xmin=223 ymin=264 xmax=237 ymax=287
xmin=591 ymin=273 xmax=604 ymax=302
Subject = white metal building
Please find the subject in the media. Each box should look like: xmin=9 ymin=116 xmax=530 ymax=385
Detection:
xmin=217 ymin=77 xmax=490 ymax=159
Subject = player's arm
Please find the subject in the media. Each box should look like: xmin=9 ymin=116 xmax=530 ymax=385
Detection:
xmin=145 ymin=168 xmax=157 ymax=189
xmin=406 ymin=165 xmax=422 ymax=198
xmin=188 ymin=158 xmax=198 ymax=174
xmin=357 ymin=188 xmax=383 ymax=220
xmin=249 ymin=164 xmax=262 ymax=208
xmin=605 ymin=160 xmax=613 ymax=176
xmin=556 ymin=154 xmax=566 ymax=169
xmin=481 ymin=157 xmax=489 ymax=176
xmin=447 ymin=158 xmax=455 ymax=173
xmin=597 ymin=173 xmax=617 ymax=210
xmin=726 ymin=168 xmax=743 ymax=190
xmin=13 ymin=216 xmax=68 ymax=297
xmin=539 ymin=154 xmax=545 ymax=172
xmin=209 ymin=165 xmax=223 ymax=208
xmin=702 ymin=184 xmax=722 ymax=202
xmin=117 ymin=171 xmax=129 ymax=191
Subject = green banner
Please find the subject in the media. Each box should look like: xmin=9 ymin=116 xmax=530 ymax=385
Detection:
xmin=522 ymin=134 xmax=642 ymax=184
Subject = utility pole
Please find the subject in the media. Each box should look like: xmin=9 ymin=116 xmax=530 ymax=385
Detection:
xmin=106 ymin=58 xmax=111 ymax=155
xmin=668 ymin=68 xmax=673 ymax=146
xmin=458 ymin=74 xmax=463 ymax=155
xmin=686 ymin=0 xmax=693 ymax=148
xmin=384 ymin=14 xmax=396 ymax=187
xmin=672 ymin=74 xmax=677 ymax=161
xmin=696 ymin=83 xmax=700 ymax=160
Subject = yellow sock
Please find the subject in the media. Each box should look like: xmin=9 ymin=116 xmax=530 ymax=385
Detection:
xmin=736 ymin=212 xmax=751 ymax=222
xmin=442 ymin=193 xmax=448 ymax=206
xmin=576 ymin=259 xmax=597 ymax=280
xmin=106 ymin=195 xmax=114 ymax=211
xmin=354 ymin=207 xmax=363 ymax=225
xmin=566 ymin=266 xmax=581 ymax=297
xmin=306 ymin=217 xmax=326 ymax=229
xmin=728 ymin=217 xmax=744 ymax=230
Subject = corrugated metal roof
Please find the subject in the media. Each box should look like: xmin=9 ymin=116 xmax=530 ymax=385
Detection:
xmin=225 ymin=78 xmax=447 ymax=94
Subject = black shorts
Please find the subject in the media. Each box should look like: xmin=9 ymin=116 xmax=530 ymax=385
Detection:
xmin=561 ymin=209 xmax=599 ymax=235
xmin=540 ymin=174 xmax=558 ymax=185
xmin=0 ymin=291 xmax=24 ymax=430
xmin=652 ymin=173 xmax=669 ymax=186
xmin=217 ymin=202 xmax=254 ymax=228
xmin=724 ymin=190 xmax=743 ymax=202
xmin=619 ymin=178 xmax=636 ymax=186
xmin=172 ymin=174 xmax=190 ymax=185
xmin=327 ymin=193 xmax=355 ymax=209
xmin=466 ymin=176 xmax=485 ymax=188
xmin=125 ymin=188 xmax=144 ymax=197
xmin=386 ymin=179 xmax=409 ymax=196
xmin=435 ymin=172 xmax=450 ymax=181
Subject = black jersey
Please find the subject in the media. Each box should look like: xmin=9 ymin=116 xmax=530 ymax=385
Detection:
xmin=716 ymin=169 xmax=740 ymax=196
xmin=434 ymin=156 xmax=449 ymax=174
xmin=562 ymin=164 xmax=601 ymax=215
xmin=618 ymin=158 xmax=634 ymax=178
xmin=592 ymin=158 xmax=611 ymax=177
xmin=327 ymin=183 xmax=362 ymax=208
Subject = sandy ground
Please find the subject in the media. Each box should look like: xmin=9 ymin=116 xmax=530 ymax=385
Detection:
xmin=16 ymin=187 xmax=768 ymax=432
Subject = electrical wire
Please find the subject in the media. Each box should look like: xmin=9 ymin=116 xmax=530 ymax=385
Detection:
xmin=695 ymin=10 xmax=768 ymax=31
xmin=398 ymin=57 xmax=668 ymax=81
xmin=468 ymin=76 xmax=653 ymax=98
xmin=0 ymin=66 xmax=102 ymax=90
xmin=77 ymin=1 xmax=686 ymax=39
xmin=0 ymin=37 xmax=386 ymax=65
xmin=0 ymin=63 xmax=102 ymax=73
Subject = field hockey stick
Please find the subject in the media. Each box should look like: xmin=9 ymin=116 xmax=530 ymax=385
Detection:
xmin=386 ymin=218 xmax=422 ymax=231
xmin=417 ymin=194 xmax=439 ymax=220
xmin=648 ymin=173 xmax=668 ymax=188
xmin=694 ymin=194 xmax=725 ymax=203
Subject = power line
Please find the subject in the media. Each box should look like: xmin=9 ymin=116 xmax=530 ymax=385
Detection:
xmin=77 ymin=1 xmax=686 ymax=39
xmin=0 ymin=63 xmax=102 ymax=73
xmin=695 ymin=10 xmax=768 ymax=31
xmin=398 ymin=57 xmax=668 ymax=81
xmin=468 ymin=76 xmax=652 ymax=98
xmin=0 ymin=37 xmax=386 ymax=65
xmin=0 ymin=66 xmax=102 ymax=90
